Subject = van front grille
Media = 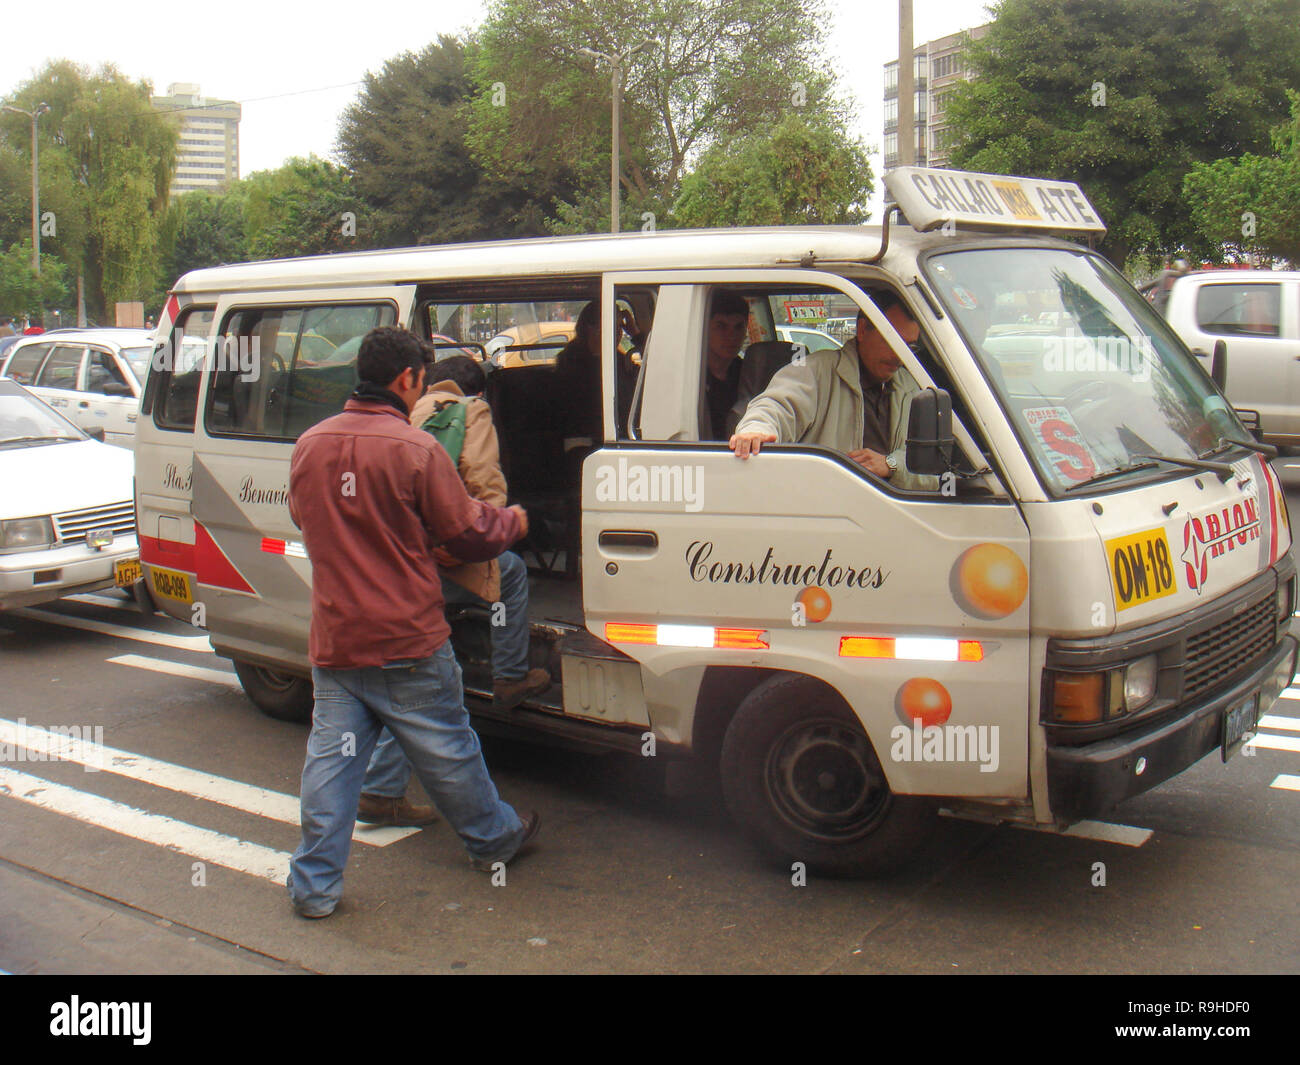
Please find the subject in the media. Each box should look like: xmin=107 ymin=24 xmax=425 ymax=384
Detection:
xmin=1183 ymin=594 xmax=1276 ymax=702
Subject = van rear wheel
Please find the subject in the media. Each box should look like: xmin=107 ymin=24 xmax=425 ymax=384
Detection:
xmin=720 ymin=675 xmax=934 ymax=877
xmin=232 ymin=660 xmax=314 ymax=723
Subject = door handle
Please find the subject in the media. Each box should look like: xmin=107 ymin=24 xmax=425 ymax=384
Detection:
xmin=598 ymin=529 xmax=659 ymax=555
xmin=79 ymin=400 xmax=90 ymax=408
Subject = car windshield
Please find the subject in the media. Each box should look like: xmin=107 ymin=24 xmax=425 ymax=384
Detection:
xmin=924 ymin=246 xmax=1252 ymax=494
xmin=121 ymin=346 xmax=152 ymax=382
xmin=0 ymin=391 xmax=84 ymax=448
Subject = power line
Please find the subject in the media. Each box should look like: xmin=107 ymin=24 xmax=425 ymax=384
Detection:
xmin=149 ymin=81 xmax=365 ymax=115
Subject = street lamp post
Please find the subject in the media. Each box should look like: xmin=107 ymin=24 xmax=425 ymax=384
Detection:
xmin=574 ymin=41 xmax=653 ymax=234
xmin=2 ymin=102 xmax=50 ymax=275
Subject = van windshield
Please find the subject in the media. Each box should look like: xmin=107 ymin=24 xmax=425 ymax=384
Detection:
xmin=924 ymin=246 xmax=1253 ymax=495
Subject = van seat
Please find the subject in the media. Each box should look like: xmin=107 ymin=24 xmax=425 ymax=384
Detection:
xmin=725 ymin=340 xmax=798 ymax=437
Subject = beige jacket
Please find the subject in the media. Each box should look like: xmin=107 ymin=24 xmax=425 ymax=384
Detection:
xmin=735 ymin=339 xmax=939 ymax=491
xmin=410 ymin=381 xmax=508 ymax=602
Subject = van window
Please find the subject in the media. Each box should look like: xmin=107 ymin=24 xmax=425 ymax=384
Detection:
xmin=206 ymin=302 xmax=395 ymax=440
xmin=148 ymin=306 xmax=215 ymax=431
xmin=1195 ymin=283 xmax=1282 ymax=338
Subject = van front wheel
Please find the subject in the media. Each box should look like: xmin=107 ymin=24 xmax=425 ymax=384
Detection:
xmin=232 ymin=660 xmax=314 ymax=723
xmin=720 ymin=675 xmax=933 ymax=877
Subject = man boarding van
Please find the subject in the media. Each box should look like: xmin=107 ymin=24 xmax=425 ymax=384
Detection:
xmin=135 ymin=168 xmax=1296 ymax=876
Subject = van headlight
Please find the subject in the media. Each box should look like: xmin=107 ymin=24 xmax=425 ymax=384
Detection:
xmin=0 ymin=517 xmax=54 ymax=552
xmin=1123 ymin=655 xmax=1158 ymax=711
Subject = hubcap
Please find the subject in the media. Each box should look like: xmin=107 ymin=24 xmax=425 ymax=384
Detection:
xmin=255 ymin=667 xmax=299 ymax=693
xmin=764 ymin=717 xmax=889 ymax=842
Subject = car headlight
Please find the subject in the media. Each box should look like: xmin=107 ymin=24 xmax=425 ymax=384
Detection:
xmin=1123 ymin=655 xmax=1158 ymax=711
xmin=0 ymin=516 xmax=55 ymax=552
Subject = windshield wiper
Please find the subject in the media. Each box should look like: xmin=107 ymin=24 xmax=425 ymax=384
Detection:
xmin=1199 ymin=436 xmax=1277 ymax=460
xmin=1063 ymin=461 xmax=1160 ymax=491
xmin=1130 ymin=453 xmax=1234 ymax=481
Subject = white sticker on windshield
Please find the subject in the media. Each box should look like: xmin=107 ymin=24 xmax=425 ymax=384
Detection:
xmin=1022 ymin=405 xmax=1098 ymax=484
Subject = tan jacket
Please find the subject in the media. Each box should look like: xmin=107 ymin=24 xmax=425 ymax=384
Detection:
xmin=735 ymin=339 xmax=939 ymax=491
xmin=410 ymin=381 xmax=508 ymax=602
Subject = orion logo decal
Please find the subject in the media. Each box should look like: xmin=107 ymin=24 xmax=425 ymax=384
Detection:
xmin=1181 ymin=497 xmax=1261 ymax=594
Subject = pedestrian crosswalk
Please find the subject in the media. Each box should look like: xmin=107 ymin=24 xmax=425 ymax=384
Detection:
xmin=0 ymin=594 xmax=422 ymax=885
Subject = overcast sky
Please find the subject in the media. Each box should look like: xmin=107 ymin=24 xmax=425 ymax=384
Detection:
xmin=1 ymin=0 xmax=994 ymax=222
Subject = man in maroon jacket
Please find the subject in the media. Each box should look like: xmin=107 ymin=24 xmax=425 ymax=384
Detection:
xmin=286 ymin=326 xmax=538 ymax=918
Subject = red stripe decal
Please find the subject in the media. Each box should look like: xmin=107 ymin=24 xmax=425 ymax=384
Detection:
xmin=194 ymin=521 xmax=255 ymax=594
xmin=139 ymin=533 xmax=196 ymax=570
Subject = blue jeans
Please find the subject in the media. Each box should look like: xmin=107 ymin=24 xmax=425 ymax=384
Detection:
xmin=363 ymin=550 xmax=532 ymax=799
xmin=286 ymin=642 xmax=525 ymax=915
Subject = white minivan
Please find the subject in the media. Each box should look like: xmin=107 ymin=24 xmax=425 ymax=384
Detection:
xmin=133 ymin=168 xmax=1296 ymax=875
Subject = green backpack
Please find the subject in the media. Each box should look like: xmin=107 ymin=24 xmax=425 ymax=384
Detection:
xmin=420 ymin=398 xmax=468 ymax=466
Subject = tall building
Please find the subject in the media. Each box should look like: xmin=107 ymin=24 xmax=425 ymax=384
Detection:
xmin=151 ymin=83 xmax=241 ymax=197
xmin=883 ymin=24 xmax=989 ymax=172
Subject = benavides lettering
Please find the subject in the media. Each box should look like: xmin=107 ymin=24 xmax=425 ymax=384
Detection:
xmin=238 ymin=476 xmax=290 ymax=507
xmin=685 ymin=541 xmax=889 ymax=590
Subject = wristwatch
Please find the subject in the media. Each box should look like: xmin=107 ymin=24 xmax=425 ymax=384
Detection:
xmin=885 ymin=452 xmax=898 ymax=476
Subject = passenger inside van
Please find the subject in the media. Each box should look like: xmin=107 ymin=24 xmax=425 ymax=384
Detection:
xmin=701 ymin=290 xmax=749 ymax=440
xmin=554 ymin=300 xmax=645 ymax=442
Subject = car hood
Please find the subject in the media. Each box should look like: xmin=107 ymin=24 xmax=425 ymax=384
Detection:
xmin=0 ymin=439 xmax=134 ymax=518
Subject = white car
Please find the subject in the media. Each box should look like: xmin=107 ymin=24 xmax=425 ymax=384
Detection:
xmin=776 ymin=325 xmax=841 ymax=352
xmin=0 ymin=328 xmax=154 ymax=448
xmin=0 ymin=380 xmax=141 ymax=610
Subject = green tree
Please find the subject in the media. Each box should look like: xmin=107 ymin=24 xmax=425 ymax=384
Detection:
xmin=466 ymin=0 xmax=848 ymax=233
xmin=673 ymin=113 xmax=873 ymax=227
xmin=1 ymin=61 xmax=176 ymax=318
xmin=1183 ymin=91 xmax=1300 ymax=265
xmin=945 ymin=0 xmax=1300 ymax=266
xmin=241 ymin=157 xmax=356 ymax=260
xmin=0 ymin=241 xmax=69 ymax=318
xmin=336 ymin=35 xmax=561 ymax=245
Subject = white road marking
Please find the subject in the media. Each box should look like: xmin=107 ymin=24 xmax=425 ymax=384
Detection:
xmin=1270 ymin=774 xmax=1300 ymax=792
xmin=0 ymin=766 xmax=290 ymax=884
xmin=1244 ymin=731 xmax=1300 ymax=753
xmin=0 ymin=717 xmax=417 ymax=847
xmin=1012 ymin=819 xmax=1152 ymax=847
xmin=11 ymin=607 xmax=211 ymax=652
xmin=1258 ymin=714 xmax=1300 ymax=732
xmin=1279 ymin=688 xmax=1300 ymax=700
xmin=108 ymin=653 xmax=238 ymax=688
xmin=64 ymin=592 xmax=137 ymax=611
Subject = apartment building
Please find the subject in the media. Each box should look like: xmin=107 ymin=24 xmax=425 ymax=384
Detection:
xmin=883 ymin=24 xmax=989 ymax=171
xmin=151 ymin=83 xmax=241 ymax=197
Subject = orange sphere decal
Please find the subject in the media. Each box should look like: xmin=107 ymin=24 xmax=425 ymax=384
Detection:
xmin=951 ymin=543 xmax=1028 ymax=619
xmin=895 ymin=678 xmax=952 ymax=728
xmin=796 ymin=585 xmax=832 ymax=623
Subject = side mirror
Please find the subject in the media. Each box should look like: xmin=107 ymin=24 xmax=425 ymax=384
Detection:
xmin=906 ymin=388 xmax=954 ymax=477
xmin=102 ymin=382 xmax=133 ymax=396
xmin=85 ymin=426 xmax=106 ymax=442
xmin=1211 ymin=339 xmax=1228 ymax=391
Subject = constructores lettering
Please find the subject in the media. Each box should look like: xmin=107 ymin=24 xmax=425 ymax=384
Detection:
xmin=685 ymin=541 xmax=889 ymax=589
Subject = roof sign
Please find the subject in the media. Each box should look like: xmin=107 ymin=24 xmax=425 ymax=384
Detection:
xmin=885 ymin=167 xmax=1107 ymax=236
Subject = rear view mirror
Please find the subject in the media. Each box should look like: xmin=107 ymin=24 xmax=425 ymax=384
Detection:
xmin=906 ymin=388 xmax=954 ymax=476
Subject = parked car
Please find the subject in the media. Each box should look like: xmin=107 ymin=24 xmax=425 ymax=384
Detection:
xmin=485 ymin=321 xmax=576 ymax=367
xmin=776 ymin=324 xmax=841 ymax=352
xmin=0 ymin=328 xmax=153 ymax=448
xmin=0 ymin=380 xmax=140 ymax=611
xmin=1161 ymin=270 xmax=1300 ymax=446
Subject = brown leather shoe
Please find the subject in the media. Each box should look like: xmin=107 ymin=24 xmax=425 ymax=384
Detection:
xmin=493 ymin=668 xmax=552 ymax=711
xmin=471 ymin=811 xmax=540 ymax=871
xmin=356 ymin=793 xmax=439 ymax=827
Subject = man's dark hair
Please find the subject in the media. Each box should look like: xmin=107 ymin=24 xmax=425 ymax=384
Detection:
xmin=357 ymin=326 xmax=426 ymax=385
xmin=427 ymin=354 xmax=486 ymax=397
xmin=857 ymin=290 xmax=908 ymax=331
xmin=710 ymin=290 xmax=750 ymax=320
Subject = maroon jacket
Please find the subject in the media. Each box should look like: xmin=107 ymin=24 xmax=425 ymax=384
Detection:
xmin=289 ymin=396 xmax=522 ymax=669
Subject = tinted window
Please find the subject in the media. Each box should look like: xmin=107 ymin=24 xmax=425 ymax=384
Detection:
xmin=4 ymin=343 xmax=51 ymax=385
xmin=1196 ymin=283 xmax=1281 ymax=337
xmin=149 ymin=307 xmax=215 ymax=431
xmin=35 ymin=346 xmax=86 ymax=390
xmin=206 ymin=303 xmax=395 ymax=440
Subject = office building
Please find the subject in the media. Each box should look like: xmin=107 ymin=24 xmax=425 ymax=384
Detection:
xmin=151 ymin=83 xmax=240 ymax=197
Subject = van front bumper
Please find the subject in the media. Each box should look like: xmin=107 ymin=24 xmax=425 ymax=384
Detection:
xmin=1046 ymin=635 xmax=1297 ymax=821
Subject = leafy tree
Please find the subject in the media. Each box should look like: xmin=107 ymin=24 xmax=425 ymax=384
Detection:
xmin=336 ymin=35 xmax=561 ymax=245
xmin=0 ymin=241 xmax=69 ymax=318
xmin=1 ymin=61 xmax=176 ymax=318
xmin=673 ymin=113 xmax=873 ymax=227
xmin=1183 ymin=91 xmax=1300 ymax=265
xmin=945 ymin=0 xmax=1300 ymax=266
xmin=466 ymin=0 xmax=847 ymax=233
xmin=242 ymin=157 xmax=356 ymax=260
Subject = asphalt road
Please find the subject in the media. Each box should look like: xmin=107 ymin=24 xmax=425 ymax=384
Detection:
xmin=2 ymin=474 xmax=1300 ymax=975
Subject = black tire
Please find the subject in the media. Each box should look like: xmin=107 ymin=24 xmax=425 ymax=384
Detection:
xmin=720 ymin=674 xmax=935 ymax=877
xmin=232 ymin=659 xmax=314 ymax=723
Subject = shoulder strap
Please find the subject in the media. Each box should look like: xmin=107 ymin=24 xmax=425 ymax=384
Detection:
xmin=419 ymin=398 xmax=468 ymax=466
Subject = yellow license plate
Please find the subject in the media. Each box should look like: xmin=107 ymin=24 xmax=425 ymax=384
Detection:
xmin=1106 ymin=528 xmax=1178 ymax=610
xmin=113 ymin=558 xmax=142 ymax=587
xmin=150 ymin=566 xmax=193 ymax=604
